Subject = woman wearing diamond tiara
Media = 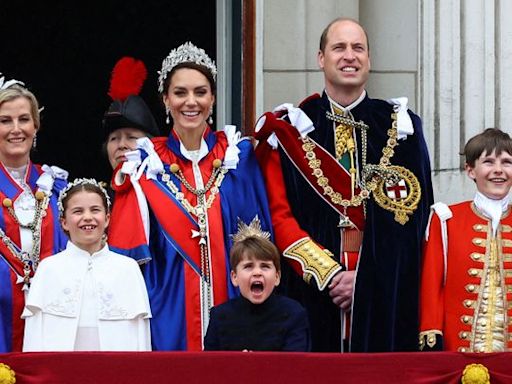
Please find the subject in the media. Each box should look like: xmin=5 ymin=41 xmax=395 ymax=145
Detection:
xmin=0 ymin=75 xmax=68 ymax=352
xmin=108 ymin=42 xmax=273 ymax=351
xmin=22 ymin=178 xmax=151 ymax=351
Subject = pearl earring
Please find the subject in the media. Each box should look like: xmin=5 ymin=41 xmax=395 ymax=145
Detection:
xmin=208 ymin=107 xmax=213 ymax=125
xmin=165 ymin=106 xmax=171 ymax=125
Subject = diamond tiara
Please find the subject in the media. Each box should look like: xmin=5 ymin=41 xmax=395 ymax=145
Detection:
xmin=157 ymin=41 xmax=217 ymax=93
xmin=0 ymin=72 xmax=25 ymax=91
xmin=58 ymin=178 xmax=111 ymax=216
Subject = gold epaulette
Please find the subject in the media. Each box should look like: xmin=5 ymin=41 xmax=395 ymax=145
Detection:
xmin=283 ymin=238 xmax=342 ymax=290
xmin=418 ymin=329 xmax=443 ymax=350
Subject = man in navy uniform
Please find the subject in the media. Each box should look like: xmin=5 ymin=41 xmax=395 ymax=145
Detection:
xmin=255 ymin=17 xmax=433 ymax=352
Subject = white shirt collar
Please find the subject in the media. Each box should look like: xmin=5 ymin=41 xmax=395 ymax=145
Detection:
xmin=4 ymin=163 xmax=28 ymax=185
xmin=66 ymin=241 xmax=109 ymax=259
xmin=473 ymin=191 xmax=510 ymax=235
xmin=180 ymin=138 xmax=209 ymax=164
xmin=326 ymin=90 xmax=367 ymax=112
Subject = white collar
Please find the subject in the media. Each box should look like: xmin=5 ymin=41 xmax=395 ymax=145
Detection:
xmin=66 ymin=241 xmax=109 ymax=259
xmin=473 ymin=191 xmax=510 ymax=235
xmin=180 ymin=138 xmax=209 ymax=163
xmin=326 ymin=90 xmax=366 ymax=112
xmin=4 ymin=163 xmax=28 ymax=185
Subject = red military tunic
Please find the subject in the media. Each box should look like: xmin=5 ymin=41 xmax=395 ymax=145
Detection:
xmin=420 ymin=201 xmax=512 ymax=352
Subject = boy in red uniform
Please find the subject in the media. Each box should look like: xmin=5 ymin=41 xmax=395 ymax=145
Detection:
xmin=419 ymin=128 xmax=512 ymax=352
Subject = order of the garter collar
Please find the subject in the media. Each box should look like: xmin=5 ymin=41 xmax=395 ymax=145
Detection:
xmin=169 ymin=159 xmax=222 ymax=174
xmin=2 ymin=191 xmax=46 ymax=209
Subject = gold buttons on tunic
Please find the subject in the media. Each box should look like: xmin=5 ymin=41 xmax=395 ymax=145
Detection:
xmin=468 ymin=269 xmax=479 ymax=277
xmin=473 ymin=238 xmax=484 ymax=246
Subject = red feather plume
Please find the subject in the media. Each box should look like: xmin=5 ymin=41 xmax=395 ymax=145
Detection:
xmin=108 ymin=57 xmax=147 ymax=101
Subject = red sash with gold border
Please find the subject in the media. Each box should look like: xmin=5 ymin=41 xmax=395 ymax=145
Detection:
xmin=256 ymin=112 xmax=365 ymax=230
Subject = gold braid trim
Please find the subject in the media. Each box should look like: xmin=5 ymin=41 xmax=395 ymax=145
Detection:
xmin=283 ymin=238 xmax=342 ymax=290
xmin=418 ymin=329 xmax=443 ymax=350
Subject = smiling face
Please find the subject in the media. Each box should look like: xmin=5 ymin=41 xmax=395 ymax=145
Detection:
xmin=0 ymin=97 xmax=37 ymax=167
xmin=466 ymin=150 xmax=512 ymax=200
xmin=106 ymin=127 xmax=147 ymax=169
xmin=61 ymin=190 xmax=110 ymax=254
xmin=163 ymin=67 xmax=215 ymax=139
xmin=318 ymin=19 xmax=370 ymax=104
xmin=231 ymin=252 xmax=280 ymax=305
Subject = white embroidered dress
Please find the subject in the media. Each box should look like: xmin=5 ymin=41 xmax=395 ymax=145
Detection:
xmin=22 ymin=242 xmax=152 ymax=351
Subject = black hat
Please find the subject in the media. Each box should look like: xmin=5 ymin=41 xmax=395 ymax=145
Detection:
xmin=102 ymin=57 xmax=159 ymax=140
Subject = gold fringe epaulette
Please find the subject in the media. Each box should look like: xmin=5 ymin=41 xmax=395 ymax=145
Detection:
xmin=283 ymin=238 xmax=342 ymax=290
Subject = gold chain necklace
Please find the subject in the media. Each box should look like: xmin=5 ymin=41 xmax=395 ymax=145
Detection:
xmin=161 ymin=160 xmax=227 ymax=312
xmin=160 ymin=161 xmax=227 ymax=279
xmin=0 ymin=192 xmax=50 ymax=283
xmin=303 ymin=111 xmax=399 ymax=209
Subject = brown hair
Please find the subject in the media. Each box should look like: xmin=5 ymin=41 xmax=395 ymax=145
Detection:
xmin=161 ymin=62 xmax=216 ymax=96
xmin=0 ymin=84 xmax=41 ymax=130
xmin=60 ymin=182 xmax=110 ymax=217
xmin=230 ymin=236 xmax=281 ymax=273
xmin=319 ymin=17 xmax=370 ymax=53
xmin=463 ymin=128 xmax=512 ymax=167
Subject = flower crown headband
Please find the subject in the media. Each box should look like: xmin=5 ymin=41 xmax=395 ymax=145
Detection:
xmin=58 ymin=178 xmax=111 ymax=216
xmin=0 ymin=72 xmax=25 ymax=90
xmin=231 ymin=216 xmax=271 ymax=243
xmin=157 ymin=41 xmax=217 ymax=93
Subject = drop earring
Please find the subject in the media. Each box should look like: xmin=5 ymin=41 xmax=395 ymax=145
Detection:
xmin=32 ymin=133 xmax=37 ymax=149
xmin=165 ymin=106 xmax=171 ymax=125
xmin=208 ymin=107 xmax=213 ymax=125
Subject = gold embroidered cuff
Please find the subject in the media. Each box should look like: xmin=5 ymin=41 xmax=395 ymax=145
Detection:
xmin=283 ymin=238 xmax=342 ymax=291
xmin=419 ymin=330 xmax=443 ymax=350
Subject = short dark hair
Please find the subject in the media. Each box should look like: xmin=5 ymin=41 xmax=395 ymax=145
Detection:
xmin=230 ymin=236 xmax=281 ymax=273
xmin=463 ymin=128 xmax=512 ymax=167
xmin=319 ymin=17 xmax=370 ymax=53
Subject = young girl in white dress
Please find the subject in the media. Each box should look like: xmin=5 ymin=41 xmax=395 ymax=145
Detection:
xmin=22 ymin=178 xmax=151 ymax=351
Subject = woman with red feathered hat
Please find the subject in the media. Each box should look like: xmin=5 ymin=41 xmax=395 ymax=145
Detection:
xmin=103 ymin=57 xmax=159 ymax=170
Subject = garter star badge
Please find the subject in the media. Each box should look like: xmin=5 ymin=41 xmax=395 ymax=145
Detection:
xmin=373 ymin=165 xmax=421 ymax=225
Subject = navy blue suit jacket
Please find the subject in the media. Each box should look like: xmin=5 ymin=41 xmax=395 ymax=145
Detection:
xmin=204 ymin=294 xmax=311 ymax=351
